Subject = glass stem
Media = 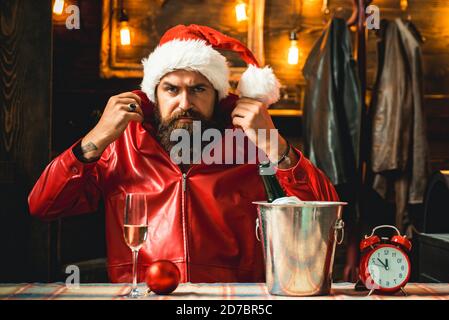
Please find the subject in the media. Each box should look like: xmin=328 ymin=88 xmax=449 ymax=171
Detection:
xmin=132 ymin=249 xmax=139 ymax=290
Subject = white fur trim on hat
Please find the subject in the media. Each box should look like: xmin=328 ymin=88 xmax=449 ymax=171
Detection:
xmin=237 ymin=64 xmax=281 ymax=105
xmin=140 ymin=39 xmax=230 ymax=103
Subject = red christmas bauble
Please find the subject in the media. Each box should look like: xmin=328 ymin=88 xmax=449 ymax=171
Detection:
xmin=145 ymin=260 xmax=180 ymax=295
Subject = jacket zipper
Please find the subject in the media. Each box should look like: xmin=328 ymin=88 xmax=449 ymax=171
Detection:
xmin=182 ymin=173 xmax=187 ymax=192
xmin=181 ymin=172 xmax=189 ymax=281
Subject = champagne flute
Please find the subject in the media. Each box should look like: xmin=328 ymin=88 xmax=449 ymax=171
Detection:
xmin=123 ymin=193 xmax=148 ymax=298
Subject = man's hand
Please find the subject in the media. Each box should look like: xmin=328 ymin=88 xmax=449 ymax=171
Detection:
xmin=231 ymin=98 xmax=297 ymax=168
xmin=80 ymin=92 xmax=143 ymax=161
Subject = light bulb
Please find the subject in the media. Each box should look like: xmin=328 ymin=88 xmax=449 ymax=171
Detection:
xmin=53 ymin=0 xmax=64 ymax=15
xmin=288 ymin=40 xmax=299 ymax=65
xmin=235 ymin=2 xmax=247 ymax=22
xmin=400 ymin=0 xmax=408 ymax=11
xmin=120 ymin=22 xmax=131 ymax=46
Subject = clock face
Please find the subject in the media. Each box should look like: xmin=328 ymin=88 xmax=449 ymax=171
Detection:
xmin=367 ymin=246 xmax=410 ymax=289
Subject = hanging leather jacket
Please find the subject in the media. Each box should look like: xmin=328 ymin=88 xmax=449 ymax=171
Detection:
xmin=302 ymin=18 xmax=362 ymax=186
xmin=369 ymin=18 xmax=430 ymax=232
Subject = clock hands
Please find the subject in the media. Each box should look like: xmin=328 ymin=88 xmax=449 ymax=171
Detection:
xmin=377 ymin=258 xmax=389 ymax=270
xmin=376 ymin=258 xmax=385 ymax=269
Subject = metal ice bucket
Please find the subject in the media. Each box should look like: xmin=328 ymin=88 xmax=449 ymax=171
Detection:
xmin=253 ymin=201 xmax=346 ymax=296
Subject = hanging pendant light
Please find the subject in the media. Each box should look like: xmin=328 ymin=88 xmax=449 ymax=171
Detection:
xmin=400 ymin=0 xmax=408 ymax=12
xmin=287 ymin=31 xmax=299 ymax=65
xmin=235 ymin=0 xmax=248 ymax=22
xmin=119 ymin=8 xmax=131 ymax=46
xmin=53 ymin=0 xmax=65 ymax=15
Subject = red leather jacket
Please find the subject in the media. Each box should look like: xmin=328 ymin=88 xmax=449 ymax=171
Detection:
xmin=28 ymin=90 xmax=339 ymax=283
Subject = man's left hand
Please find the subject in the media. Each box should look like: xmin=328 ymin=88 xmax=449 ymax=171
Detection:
xmin=231 ymin=98 xmax=288 ymax=164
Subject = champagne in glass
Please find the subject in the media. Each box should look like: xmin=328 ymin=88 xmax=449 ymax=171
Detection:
xmin=124 ymin=224 xmax=148 ymax=251
xmin=123 ymin=193 xmax=148 ymax=298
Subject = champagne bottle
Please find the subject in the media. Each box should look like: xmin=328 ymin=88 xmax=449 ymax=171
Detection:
xmin=258 ymin=162 xmax=286 ymax=203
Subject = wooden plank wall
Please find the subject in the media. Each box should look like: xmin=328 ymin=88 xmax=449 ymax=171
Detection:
xmin=0 ymin=0 xmax=53 ymax=282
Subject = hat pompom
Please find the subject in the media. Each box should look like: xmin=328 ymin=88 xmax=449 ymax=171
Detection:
xmin=237 ymin=64 xmax=281 ymax=105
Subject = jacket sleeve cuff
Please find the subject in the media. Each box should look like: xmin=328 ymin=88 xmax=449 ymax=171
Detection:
xmin=60 ymin=139 xmax=100 ymax=176
xmin=275 ymin=146 xmax=308 ymax=185
xmin=72 ymin=140 xmax=102 ymax=163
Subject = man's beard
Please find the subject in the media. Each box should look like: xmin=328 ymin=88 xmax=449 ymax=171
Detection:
xmin=153 ymin=106 xmax=227 ymax=165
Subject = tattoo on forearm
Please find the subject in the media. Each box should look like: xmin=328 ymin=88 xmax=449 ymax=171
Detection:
xmin=81 ymin=142 xmax=98 ymax=154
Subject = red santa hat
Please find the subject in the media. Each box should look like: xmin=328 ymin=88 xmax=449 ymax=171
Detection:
xmin=141 ymin=24 xmax=280 ymax=105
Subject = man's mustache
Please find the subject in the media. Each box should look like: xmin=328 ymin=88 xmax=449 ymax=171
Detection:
xmin=168 ymin=110 xmax=204 ymax=125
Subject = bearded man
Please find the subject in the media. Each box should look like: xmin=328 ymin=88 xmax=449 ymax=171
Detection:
xmin=29 ymin=25 xmax=338 ymax=283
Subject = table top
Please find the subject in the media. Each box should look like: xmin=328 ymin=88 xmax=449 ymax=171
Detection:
xmin=1 ymin=282 xmax=449 ymax=300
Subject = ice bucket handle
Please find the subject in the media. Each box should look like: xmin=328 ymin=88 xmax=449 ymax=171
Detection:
xmin=255 ymin=218 xmax=261 ymax=242
xmin=334 ymin=219 xmax=345 ymax=245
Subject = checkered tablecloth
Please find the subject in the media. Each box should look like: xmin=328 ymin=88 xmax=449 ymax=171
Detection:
xmin=1 ymin=282 xmax=448 ymax=300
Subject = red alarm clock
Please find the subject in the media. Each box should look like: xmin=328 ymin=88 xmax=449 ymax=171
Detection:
xmin=358 ymin=225 xmax=412 ymax=295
